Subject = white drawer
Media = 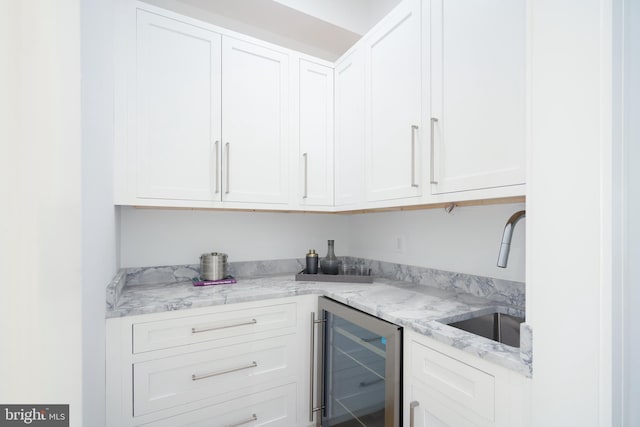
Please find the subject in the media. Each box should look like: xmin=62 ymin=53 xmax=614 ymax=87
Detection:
xmin=410 ymin=340 xmax=495 ymax=422
xmin=133 ymin=302 xmax=297 ymax=353
xmin=134 ymin=334 xmax=298 ymax=417
xmin=139 ymin=383 xmax=297 ymax=427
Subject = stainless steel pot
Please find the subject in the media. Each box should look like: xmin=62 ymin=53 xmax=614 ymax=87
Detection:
xmin=200 ymin=252 xmax=227 ymax=280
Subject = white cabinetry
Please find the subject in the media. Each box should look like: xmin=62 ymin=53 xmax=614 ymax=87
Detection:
xmin=222 ymin=37 xmax=290 ymax=204
xmin=404 ymin=330 xmax=530 ymax=427
xmin=297 ymin=59 xmax=334 ymax=207
xmin=429 ymin=0 xmax=526 ymax=194
xmin=106 ymin=296 xmax=317 ymax=427
xmin=334 ymin=50 xmax=366 ymax=207
xmin=365 ymin=0 xmax=422 ymax=202
xmin=117 ymin=5 xmax=291 ymax=208
xmin=135 ymin=10 xmax=221 ymax=201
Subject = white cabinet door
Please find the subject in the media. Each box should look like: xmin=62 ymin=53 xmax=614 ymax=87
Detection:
xmin=408 ymin=384 xmax=478 ymax=427
xmin=335 ymin=50 xmax=366 ymax=207
xmin=298 ymin=59 xmax=334 ymax=206
xmin=136 ymin=10 xmax=221 ymax=201
xmin=365 ymin=0 xmax=422 ymax=202
xmin=222 ymin=37 xmax=289 ymax=204
xmin=430 ymin=0 xmax=526 ymax=194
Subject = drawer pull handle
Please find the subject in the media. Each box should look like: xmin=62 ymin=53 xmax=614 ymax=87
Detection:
xmin=191 ymin=361 xmax=257 ymax=381
xmin=191 ymin=318 xmax=257 ymax=334
xmin=226 ymin=413 xmax=257 ymax=427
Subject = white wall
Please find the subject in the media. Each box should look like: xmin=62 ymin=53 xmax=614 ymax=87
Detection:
xmin=622 ymin=0 xmax=640 ymax=423
xmin=0 ymin=1 xmax=83 ymax=424
xmin=81 ymin=0 xmax=119 ymax=426
xmin=119 ymin=204 xmax=524 ymax=282
xmin=528 ymin=0 xmax=611 ymax=425
xmin=347 ymin=203 xmax=526 ymax=282
xmin=119 ymin=208 xmax=351 ymax=267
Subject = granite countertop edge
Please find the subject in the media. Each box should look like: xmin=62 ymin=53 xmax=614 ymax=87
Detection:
xmin=106 ymin=274 xmax=532 ymax=377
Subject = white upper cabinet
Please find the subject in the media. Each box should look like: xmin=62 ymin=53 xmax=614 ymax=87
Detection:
xmin=135 ymin=10 xmax=222 ymax=201
xmin=221 ymin=37 xmax=290 ymax=204
xmin=429 ymin=0 xmax=526 ymax=194
xmin=365 ymin=0 xmax=422 ymax=202
xmin=334 ymin=50 xmax=366 ymax=207
xmin=297 ymin=59 xmax=334 ymax=207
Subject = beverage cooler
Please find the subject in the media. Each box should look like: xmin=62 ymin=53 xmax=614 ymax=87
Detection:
xmin=310 ymin=297 xmax=402 ymax=427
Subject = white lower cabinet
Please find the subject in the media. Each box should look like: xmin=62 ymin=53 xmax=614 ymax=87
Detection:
xmin=140 ymin=383 xmax=297 ymax=427
xmin=107 ymin=296 xmax=317 ymax=427
xmin=404 ymin=330 xmax=531 ymax=427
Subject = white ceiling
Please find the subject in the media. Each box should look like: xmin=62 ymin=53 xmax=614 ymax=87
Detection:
xmin=143 ymin=0 xmax=401 ymax=60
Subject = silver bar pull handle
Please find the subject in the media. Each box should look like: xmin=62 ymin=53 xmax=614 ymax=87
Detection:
xmin=226 ymin=414 xmax=257 ymax=427
xmin=192 ymin=361 xmax=257 ymax=381
xmin=411 ymin=125 xmax=419 ymax=187
xmin=430 ymin=118 xmax=438 ymax=184
xmin=410 ymin=401 xmax=420 ymax=427
xmin=303 ymin=153 xmax=308 ymax=199
xmin=214 ymin=140 xmax=220 ymax=194
xmin=309 ymin=312 xmax=315 ymax=422
xmin=192 ymin=318 xmax=257 ymax=334
xmin=309 ymin=312 xmax=325 ymax=422
xmin=225 ymin=142 xmax=230 ymax=194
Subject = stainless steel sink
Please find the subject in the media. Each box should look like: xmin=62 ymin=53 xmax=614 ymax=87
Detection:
xmin=447 ymin=312 xmax=524 ymax=348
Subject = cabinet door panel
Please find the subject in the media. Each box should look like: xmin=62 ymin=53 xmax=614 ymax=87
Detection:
xmin=222 ymin=37 xmax=289 ymax=204
xmin=136 ymin=10 xmax=221 ymax=201
xmin=409 ymin=384 xmax=479 ymax=427
xmin=299 ymin=59 xmax=334 ymax=206
xmin=431 ymin=0 xmax=526 ymax=194
xmin=335 ymin=50 xmax=366 ymax=207
xmin=366 ymin=0 xmax=422 ymax=202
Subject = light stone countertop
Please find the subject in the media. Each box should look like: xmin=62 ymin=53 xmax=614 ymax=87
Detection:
xmin=106 ymin=273 xmax=532 ymax=376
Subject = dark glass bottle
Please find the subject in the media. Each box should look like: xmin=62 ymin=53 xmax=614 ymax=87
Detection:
xmin=320 ymin=240 xmax=340 ymax=275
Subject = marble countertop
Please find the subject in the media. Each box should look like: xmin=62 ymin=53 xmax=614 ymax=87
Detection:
xmin=106 ymin=273 xmax=531 ymax=376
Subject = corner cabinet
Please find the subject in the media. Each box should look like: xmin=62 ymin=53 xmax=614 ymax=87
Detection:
xmin=364 ymin=0 xmax=423 ymax=203
xmin=334 ymin=50 xmax=366 ymax=208
xmin=297 ymin=59 xmax=334 ymax=207
xmin=404 ymin=330 xmax=531 ymax=427
xmin=429 ymin=0 xmax=527 ymax=195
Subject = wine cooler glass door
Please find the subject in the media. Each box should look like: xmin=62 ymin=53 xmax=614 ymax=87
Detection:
xmin=319 ymin=297 xmax=401 ymax=427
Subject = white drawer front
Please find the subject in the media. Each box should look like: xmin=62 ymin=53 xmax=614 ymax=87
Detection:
xmin=134 ymin=334 xmax=298 ymax=417
xmin=410 ymin=341 xmax=495 ymax=422
xmin=133 ymin=302 xmax=297 ymax=353
xmin=140 ymin=383 xmax=297 ymax=427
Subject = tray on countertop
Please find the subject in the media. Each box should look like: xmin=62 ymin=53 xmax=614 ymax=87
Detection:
xmin=295 ymin=269 xmax=373 ymax=284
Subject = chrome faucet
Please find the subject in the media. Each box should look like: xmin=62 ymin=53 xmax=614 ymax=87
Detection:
xmin=497 ymin=210 xmax=525 ymax=268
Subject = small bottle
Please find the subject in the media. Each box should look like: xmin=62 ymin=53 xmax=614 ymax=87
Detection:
xmin=306 ymin=249 xmax=319 ymax=274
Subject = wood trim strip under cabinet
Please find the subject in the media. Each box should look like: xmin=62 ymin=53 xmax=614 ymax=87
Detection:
xmin=131 ymin=195 xmax=526 ymax=215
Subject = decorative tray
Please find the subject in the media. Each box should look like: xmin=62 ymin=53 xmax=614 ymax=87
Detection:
xmin=295 ymin=269 xmax=373 ymax=284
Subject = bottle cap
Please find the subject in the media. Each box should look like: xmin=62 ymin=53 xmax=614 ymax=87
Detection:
xmin=307 ymin=249 xmax=318 ymax=257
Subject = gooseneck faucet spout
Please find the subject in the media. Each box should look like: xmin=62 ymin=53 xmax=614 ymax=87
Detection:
xmin=497 ymin=210 xmax=526 ymax=268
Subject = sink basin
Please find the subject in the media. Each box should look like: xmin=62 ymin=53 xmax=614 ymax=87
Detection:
xmin=447 ymin=312 xmax=524 ymax=348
